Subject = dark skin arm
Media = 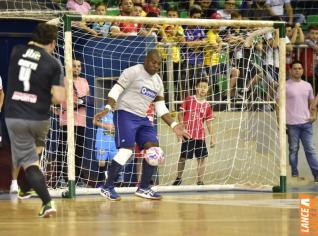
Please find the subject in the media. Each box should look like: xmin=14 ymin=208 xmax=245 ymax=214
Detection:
xmin=93 ymin=97 xmax=116 ymax=124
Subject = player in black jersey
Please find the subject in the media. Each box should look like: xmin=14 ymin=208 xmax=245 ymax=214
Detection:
xmin=4 ymin=23 xmax=66 ymax=218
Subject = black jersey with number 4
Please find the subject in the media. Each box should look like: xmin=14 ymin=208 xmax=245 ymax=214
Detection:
xmin=5 ymin=44 xmax=63 ymax=120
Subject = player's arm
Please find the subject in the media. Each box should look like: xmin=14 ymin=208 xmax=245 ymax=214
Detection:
xmin=93 ymin=83 xmax=124 ymax=122
xmin=51 ymin=85 xmax=66 ymax=105
xmin=154 ymin=96 xmax=190 ymax=141
xmin=51 ymin=60 xmax=66 ymax=105
xmin=309 ymin=98 xmax=317 ymax=123
xmin=311 ymin=95 xmax=318 ymax=111
xmin=206 ymin=119 xmax=215 ymax=148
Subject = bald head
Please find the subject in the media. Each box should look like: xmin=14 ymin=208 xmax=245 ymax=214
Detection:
xmin=144 ymin=49 xmax=162 ymax=75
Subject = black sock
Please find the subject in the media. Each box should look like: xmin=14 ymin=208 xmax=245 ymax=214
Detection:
xmin=17 ymin=169 xmax=31 ymax=193
xmin=104 ymin=161 xmax=122 ymax=188
xmin=98 ymin=166 xmax=107 ymax=183
xmin=25 ymin=165 xmax=51 ymax=205
xmin=140 ymin=159 xmax=155 ymax=189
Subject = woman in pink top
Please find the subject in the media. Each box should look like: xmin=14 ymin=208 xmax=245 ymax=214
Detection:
xmin=56 ymin=60 xmax=91 ymax=187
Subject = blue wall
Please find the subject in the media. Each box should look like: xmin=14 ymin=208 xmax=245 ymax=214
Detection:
xmin=0 ymin=19 xmax=39 ymax=143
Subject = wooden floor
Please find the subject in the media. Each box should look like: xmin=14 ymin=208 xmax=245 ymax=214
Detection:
xmin=0 ymin=191 xmax=310 ymax=236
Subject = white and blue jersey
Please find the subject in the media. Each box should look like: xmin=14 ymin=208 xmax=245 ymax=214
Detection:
xmin=95 ymin=111 xmax=117 ymax=161
xmin=113 ymin=64 xmax=162 ymax=148
xmin=116 ymin=64 xmax=164 ymax=117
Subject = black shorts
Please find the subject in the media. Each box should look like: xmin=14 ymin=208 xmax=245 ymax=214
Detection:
xmin=180 ymin=139 xmax=208 ymax=159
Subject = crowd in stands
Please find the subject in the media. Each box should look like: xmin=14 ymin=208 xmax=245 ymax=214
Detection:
xmin=52 ymin=0 xmax=317 ymax=97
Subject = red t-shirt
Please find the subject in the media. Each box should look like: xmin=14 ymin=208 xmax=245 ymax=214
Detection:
xmin=180 ymin=96 xmax=213 ymax=140
xmin=112 ymin=13 xmax=141 ymax=35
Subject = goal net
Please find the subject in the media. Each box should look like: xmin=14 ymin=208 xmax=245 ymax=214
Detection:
xmin=41 ymin=15 xmax=287 ymax=196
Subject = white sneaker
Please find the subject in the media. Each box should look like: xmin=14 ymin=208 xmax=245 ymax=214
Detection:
xmin=10 ymin=181 xmax=19 ymax=194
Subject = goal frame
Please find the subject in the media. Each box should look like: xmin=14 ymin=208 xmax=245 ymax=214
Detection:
xmin=61 ymin=14 xmax=287 ymax=198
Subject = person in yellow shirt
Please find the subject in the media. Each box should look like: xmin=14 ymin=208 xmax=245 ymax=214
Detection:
xmin=160 ymin=6 xmax=185 ymax=101
xmin=204 ymin=26 xmax=239 ymax=99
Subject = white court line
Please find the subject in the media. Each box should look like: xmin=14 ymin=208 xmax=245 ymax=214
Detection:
xmin=164 ymin=198 xmax=299 ymax=209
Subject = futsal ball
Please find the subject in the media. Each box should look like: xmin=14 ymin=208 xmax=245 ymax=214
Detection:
xmin=144 ymin=147 xmax=165 ymax=166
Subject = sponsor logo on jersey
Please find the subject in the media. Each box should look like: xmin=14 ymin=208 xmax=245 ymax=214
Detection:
xmin=12 ymin=91 xmax=37 ymax=103
xmin=22 ymin=49 xmax=41 ymax=61
xmin=140 ymin=87 xmax=157 ymax=99
xmin=99 ymin=149 xmax=105 ymax=156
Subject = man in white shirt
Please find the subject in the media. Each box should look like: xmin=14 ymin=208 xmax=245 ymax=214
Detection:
xmin=265 ymin=0 xmax=305 ymax=24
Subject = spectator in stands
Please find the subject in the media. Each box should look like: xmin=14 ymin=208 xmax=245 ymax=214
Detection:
xmin=66 ymin=0 xmax=91 ymax=14
xmin=195 ymin=0 xmax=217 ymax=18
xmin=265 ymin=0 xmax=305 ymax=24
xmin=220 ymin=11 xmax=268 ymax=100
xmin=139 ymin=12 xmax=164 ymax=38
xmin=182 ymin=4 xmax=208 ymax=96
xmin=110 ymin=0 xmax=141 ymax=36
xmin=143 ymin=0 xmax=160 ymax=15
xmin=56 ymin=59 xmax=92 ymax=187
xmin=160 ymin=6 xmax=185 ymax=100
xmin=172 ymin=78 xmax=215 ymax=186
xmin=204 ymin=22 xmax=240 ymax=99
xmin=81 ymin=3 xmax=111 ymax=37
xmin=286 ymin=23 xmax=304 ymax=72
xmin=300 ymin=25 xmax=318 ymax=91
xmin=286 ymin=23 xmax=304 ymax=45
xmin=246 ymin=28 xmax=291 ymax=100
xmin=264 ymin=28 xmax=280 ymax=83
xmin=216 ymin=0 xmax=237 ymax=20
xmin=132 ymin=2 xmax=146 ymax=16
xmin=241 ymin=0 xmax=272 ymax=20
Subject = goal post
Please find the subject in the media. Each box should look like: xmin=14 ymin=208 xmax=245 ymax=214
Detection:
xmin=44 ymin=14 xmax=287 ymax=197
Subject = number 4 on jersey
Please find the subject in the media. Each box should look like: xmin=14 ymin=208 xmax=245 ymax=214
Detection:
xmin=18 ymin=58 xmax=38 ymax=92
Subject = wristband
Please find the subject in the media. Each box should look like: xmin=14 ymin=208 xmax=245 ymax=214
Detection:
xmin=170 ymin=121 xmax=178 ymax=129
xmin=104 ymin=104 xmax=112 ymax=110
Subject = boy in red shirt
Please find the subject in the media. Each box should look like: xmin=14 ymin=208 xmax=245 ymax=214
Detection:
xmin=173 ymin=78 xmax=215 ymax=185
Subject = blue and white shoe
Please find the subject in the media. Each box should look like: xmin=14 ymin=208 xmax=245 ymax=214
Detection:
xmin=135 ymin=188 xmax=162 ymax=200
xmin=100 ymin=187 xmax=121 ymax=201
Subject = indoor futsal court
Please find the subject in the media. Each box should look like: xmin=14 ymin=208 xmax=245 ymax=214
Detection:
xmin=1 ymin=1 xmax=318 ymax=236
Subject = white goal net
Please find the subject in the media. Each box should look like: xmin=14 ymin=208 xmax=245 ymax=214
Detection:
xmin=41 ymin=15 xmax=287 ymax=196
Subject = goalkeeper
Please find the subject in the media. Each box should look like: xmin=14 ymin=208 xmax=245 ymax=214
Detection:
xmin=93 ymin=49 xmax=190 ymax=200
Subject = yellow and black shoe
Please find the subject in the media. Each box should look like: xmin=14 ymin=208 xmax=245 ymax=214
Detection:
xmin=38 ymin=201 xmax=57 ymax=218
